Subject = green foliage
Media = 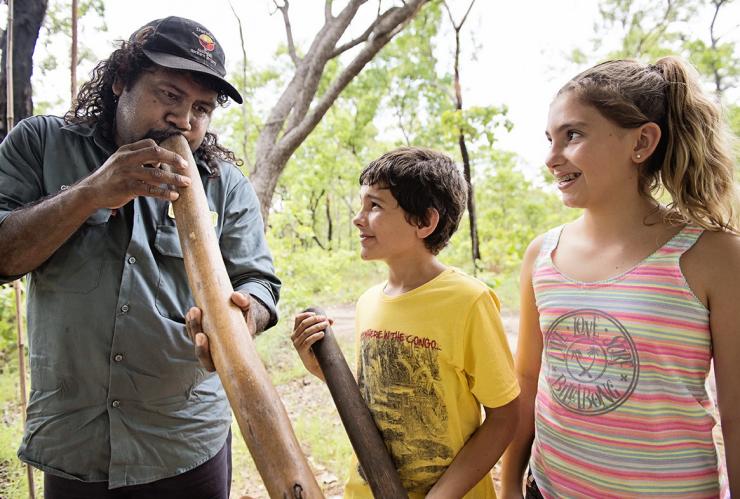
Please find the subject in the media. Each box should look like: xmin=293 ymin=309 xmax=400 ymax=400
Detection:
xmin=43 ymin=0 xmax=107 ymax=35
xmin=0 ymin=285 xmax=19 ymax=353
xmin=588 ymin=0 xmax=740 ymax=100
xmin=439 ymin=106 xmax=513 ymax=148
xmin=0 ymin=348 xmax=41 ymax=499
xmin=0 ymin=417 xmax=29 ymax=499
xmin=685 ymin=38 xmax=740 ymax=95
xmin=595 ymin=0 xmax=697 ymax=60
xmin=270 ymin=244 xmax=384 ymax=317
xmin=442 ymin=152 xmax=577 ymax=280
xmin=35 ymin=0 xmax=108 ymax=112
xmin=264 ymin=103 xmax=380 ymax=254
xmin=293 ymin=409 xmax=353 ymax=483
xmin=728 ymin=104 xmax=740 ymax=136
xmin=727 ymin=103 xmax=740 ymax=173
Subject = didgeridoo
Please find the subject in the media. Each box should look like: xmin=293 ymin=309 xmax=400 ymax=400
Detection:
xmin=304 ymin=307 xmax=406 ymax=498
xmin=161 ymin=134 xmax=323 ymax=499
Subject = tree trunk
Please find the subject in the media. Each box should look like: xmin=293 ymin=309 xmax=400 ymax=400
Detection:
xmin=70 ymin=0 xmax=78 ymax=105
xmin=0 ymin=0 xmax=47 ymax=140
xmin=444 ymin=1 xmax=480 ymax=269
xmin=459 ymin=132 xmax=480 ymax=264
xmin=250 ymin=0 xmax=430 ymax=224
xmin=708 ymin=0 xmax=726 ymax=99
xmin=325 ymin=193 xmax=333 ymax=247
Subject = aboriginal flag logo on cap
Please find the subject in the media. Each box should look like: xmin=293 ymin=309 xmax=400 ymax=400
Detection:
xmin=197 ymin=33 xmax=215 ymax=52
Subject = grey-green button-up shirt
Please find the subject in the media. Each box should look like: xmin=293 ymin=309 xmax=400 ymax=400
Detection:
xmin=0 ymin=116 xmax=281 ymax=488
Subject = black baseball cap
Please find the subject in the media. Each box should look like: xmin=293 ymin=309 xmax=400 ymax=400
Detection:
xmin=133 ymin=16 xmax=243 ymax=104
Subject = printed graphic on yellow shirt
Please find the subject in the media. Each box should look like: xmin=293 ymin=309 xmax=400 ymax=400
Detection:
xmin=357 ymin=328 xmax=453 ymax=494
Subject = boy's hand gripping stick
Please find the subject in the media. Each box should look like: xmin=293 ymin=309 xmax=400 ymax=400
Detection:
xmin=161 ymin=134 xmax=323 ymax=499
xmin=304 ymin=307 xmax=407 ymax=498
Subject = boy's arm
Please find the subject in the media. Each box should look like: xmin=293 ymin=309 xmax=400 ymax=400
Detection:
xmin=426 ymin=399 xmax=519 ymax=499
xmin=499 ymin=236 xmax=545 ymax=499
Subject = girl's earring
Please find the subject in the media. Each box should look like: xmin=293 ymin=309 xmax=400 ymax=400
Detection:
xmin=636 ymin=154 xmax=642 ymax=160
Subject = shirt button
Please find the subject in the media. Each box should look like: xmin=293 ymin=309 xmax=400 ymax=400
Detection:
xmin=127 ymin=256 xmax=136 ymax=264
xmin=112 ymin=400 xmax=120 ymax=408
xmin=121 ymin=304 xmax=129 ymax=313
xmin=114 ymin=354 xmax=123 ymax=362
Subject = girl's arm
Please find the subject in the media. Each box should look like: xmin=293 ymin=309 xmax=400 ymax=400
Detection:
xmin=703 ymin=232 xmax=740 ymax=496
xmin=499 ymin=236 xmax=545 ymax=499
xmin=684 ymin=230 xmax=740 ymax=496
xmin=425 ymin=398 xmax=519 ymax=499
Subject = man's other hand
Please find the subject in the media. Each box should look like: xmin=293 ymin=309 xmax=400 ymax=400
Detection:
xmin=185 ymin=291 xmax=256 ymax=372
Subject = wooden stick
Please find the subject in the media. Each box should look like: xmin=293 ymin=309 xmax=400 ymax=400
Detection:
xmin=14 ymin=279 xmax=35 ymax=499
xmin=305 ymin=307 xmax=407 ymax=498
xmin=160 ymin=134 xmax=323 ymax=499
xmin=7 ymin=1 xmax=35 ymax=496
xmin=6 ymin=0 xmax=14 ymax=131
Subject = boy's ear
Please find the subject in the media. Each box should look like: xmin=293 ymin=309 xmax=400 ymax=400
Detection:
xmin=416 ymin=208 xmax=439 ymax=239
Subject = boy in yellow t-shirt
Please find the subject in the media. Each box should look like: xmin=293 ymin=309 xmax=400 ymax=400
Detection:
xmin=292 ymin=147 xmax=520 ymax=498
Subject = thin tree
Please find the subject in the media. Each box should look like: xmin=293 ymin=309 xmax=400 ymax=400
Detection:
xmin=705 ymin=0 xmax=736 ymax=99
xmin=443 ymin=0 xmax=480 ymax=271
xmin=70 ymin=0 xmax=77 ymax=104
xmin=250 ymin=0 xmax=431 ymax=222
xmin=6 ymin=1 xmax=35 ymax=496
xmin=228 ymin=0 xmax=251 ymax=169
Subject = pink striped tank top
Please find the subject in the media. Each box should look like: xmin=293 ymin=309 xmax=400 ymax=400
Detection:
xmin=530 ymin=225 xmax=727 ymax=498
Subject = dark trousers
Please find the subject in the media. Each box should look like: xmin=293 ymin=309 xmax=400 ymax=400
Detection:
xmin=44 ymin=432 xmax=232 ymax=499
xmin=525 ymin=469 xmax=545 ymax=499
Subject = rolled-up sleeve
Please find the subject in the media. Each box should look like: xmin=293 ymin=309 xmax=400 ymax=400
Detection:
xmin=220 ymin=173 xmax=281 ymax=328
xmin=0 ymin=118 xmax=46 ymax=284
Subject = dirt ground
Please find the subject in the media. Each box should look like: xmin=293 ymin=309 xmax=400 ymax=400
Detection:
xmin=233 ymin=304 xmax=355 ymax=498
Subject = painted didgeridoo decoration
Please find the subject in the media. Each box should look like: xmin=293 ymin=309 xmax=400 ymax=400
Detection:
xmin=161 ymin=134 xmax=323 ymax=499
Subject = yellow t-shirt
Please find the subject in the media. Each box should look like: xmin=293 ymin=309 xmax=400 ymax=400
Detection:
xmin=343 ymin=268 xmax=520 ymax=499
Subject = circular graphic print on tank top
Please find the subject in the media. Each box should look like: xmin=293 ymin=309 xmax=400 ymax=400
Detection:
xmin=545 ymin=309 xmax=639 ymax=415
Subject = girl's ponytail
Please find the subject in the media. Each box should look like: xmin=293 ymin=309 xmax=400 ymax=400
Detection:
xmin=656 ymin=56 xmax=738 ymax=232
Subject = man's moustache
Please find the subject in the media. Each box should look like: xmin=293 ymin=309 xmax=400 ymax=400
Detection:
xmin=144 ymin=129 xmax=182 ymax=144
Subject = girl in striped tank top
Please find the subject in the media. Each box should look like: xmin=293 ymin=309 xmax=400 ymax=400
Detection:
xmin=500 ymin=57 xmax=739 ymax=499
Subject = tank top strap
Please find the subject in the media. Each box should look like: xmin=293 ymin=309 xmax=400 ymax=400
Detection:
xmin=654 ymin=225 xmax=705 ymax=259
xmin=535 ymin=225 xmax=564 ymax=268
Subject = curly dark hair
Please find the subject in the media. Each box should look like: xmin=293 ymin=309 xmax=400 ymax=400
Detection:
xmin=64 ymin=27 xmax=242 ymax=174
xmin=359 ymin=147 xmax=468 ymax=255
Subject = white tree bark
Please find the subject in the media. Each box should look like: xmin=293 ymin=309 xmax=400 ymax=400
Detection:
xmin=251 ymin=0 xmax=430 ymax=222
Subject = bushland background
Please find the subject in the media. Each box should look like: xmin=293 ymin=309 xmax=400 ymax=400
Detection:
xmin=0 ymin=0 xmax=738 ymax=497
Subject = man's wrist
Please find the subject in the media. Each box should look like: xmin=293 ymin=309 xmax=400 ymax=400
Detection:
xmin=248 ymin=295 xmax=272 ymax=334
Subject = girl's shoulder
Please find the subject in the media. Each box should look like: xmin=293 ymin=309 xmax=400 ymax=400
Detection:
xmin=681 ymin=229 xmax=740 ymax=306
xmin=685 ymin=229 xmax=740 ymax=263
xmin=527 ymin=226 xmax=566 ymax=260
xmin=521 ymin=230 xmax=556 ymax=276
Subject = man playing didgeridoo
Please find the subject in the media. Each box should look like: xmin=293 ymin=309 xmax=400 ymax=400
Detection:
xmin=0 ymin=16 xmax=279 ymax=499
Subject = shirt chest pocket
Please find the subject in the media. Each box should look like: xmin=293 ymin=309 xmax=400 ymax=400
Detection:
xmin=153 ymin=225 xmax=193 ymax=322
xmin=32 ymin=209 xmax=108 ymax=294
